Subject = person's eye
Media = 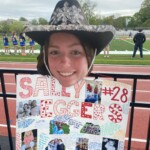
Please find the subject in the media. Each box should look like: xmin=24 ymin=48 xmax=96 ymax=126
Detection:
xmin=71 ymin=50 xmax=82 ymax=56
xmin=48 ymin=50 xmax=59 ymax=56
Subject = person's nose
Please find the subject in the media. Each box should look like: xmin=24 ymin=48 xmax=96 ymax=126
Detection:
xmin=60 ymin=54 xmax=71 ymax=66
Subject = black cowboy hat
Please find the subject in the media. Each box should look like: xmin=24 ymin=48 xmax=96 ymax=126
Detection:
xmin=24 ymin=0 xmax=116 ymax=55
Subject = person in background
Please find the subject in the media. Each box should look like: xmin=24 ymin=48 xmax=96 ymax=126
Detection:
xmin=132 ymin=29 xmax=146 ymax=59
xmin=3 ymin=33 xmax=9 ymax=54
xmin=103 ymin=44 xmax=110 ymax=58
xmin=12 ymin=32 xmax=18 ymax=54
xmin=29 ymin=38 xmax=35 ymax=54
xmin=129 ymin=31 xmax=132 ymax=38
xmin=19 ymin=33 xmax=26 ymax=56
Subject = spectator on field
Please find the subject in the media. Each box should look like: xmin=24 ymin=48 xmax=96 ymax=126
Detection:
xmin=3 ymin=33 xmax=9 ymax=54
xmin=129 ymin=32 xmax=132 ymax=38
xmin=103 ymin=44 xmax=110 ymax=57
xmin=19 ymin=33 xmax=26 ymax=56
xmin=12 ymin=32 xmax=18 ymax=54
xmin=132 ymin=29 xmax=146 ymax=59
xmin=29 ymin=38 xmax=35 ymax=54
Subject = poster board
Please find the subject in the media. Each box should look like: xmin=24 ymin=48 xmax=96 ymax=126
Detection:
xmin=16 ymin=75 xmax=131 ymax=150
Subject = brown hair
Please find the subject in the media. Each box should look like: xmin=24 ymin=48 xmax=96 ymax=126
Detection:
xmin=37 ymin=32 xmax=95 ymax=75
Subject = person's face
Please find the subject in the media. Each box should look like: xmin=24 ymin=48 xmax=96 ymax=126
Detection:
xmin=47 ymin=32 xmax=88 ymax=87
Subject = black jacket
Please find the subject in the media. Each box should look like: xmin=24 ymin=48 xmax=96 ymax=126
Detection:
xmin=57 ymin=143 xmax=65 ymax=150
xmin=133 ymin=32 xmax=146 ymax=45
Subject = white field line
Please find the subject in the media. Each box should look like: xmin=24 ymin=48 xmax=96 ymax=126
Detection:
xmin=92 ymin=71 xmax=150 ymax=75
xmin=0 ymin=61 xmax=36 ymax=65
xmin=125 ymin=137 xmax=147 ymax=143
xmin=0 ymin=124 xmax=16 ymax=128
xmin=94 ymin=64 xmax=150 ymax=68
xmin=121 ymin=38 xmax=150 ymax=51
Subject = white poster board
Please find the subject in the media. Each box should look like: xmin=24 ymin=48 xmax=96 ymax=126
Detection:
xmin=16 ymin=75 xmax=131 ymax=150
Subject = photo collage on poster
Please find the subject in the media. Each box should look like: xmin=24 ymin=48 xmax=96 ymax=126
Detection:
xmin=16 ymin=75 xmax=131 ymax=150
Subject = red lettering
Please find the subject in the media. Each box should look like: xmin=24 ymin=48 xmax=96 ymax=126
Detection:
xmin=62 ymin=87 xmax=70 ymax=97
xmin=74 ymin=80 xmax=86 ymax=98
xmin=93 ymin=104 xmax=105 ymax=120
xmin=40 ymin=99 xmax=53 ymax=118
xmin=33 ymin=77 xmax=49 ymax=97
xmin=108 ymin=103 xmax=122 ymax=123
xmin=53 ymin=100 xmax=67 ymax=116
xmin=50 ymin=77 xmax=61 ymax=96
xmin=67 ymin=100 xmax=80 ymax=117
xmin=19 ymin=77 xmax=33 ymax=99
xmin=81 ymin=102 xmax=92 ymax=119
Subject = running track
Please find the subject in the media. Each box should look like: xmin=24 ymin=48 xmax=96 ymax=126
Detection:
xmin=0 ymin=62 xmax=150 ymax=150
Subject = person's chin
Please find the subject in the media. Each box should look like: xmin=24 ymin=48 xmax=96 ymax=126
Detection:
xmin=59 ymin=79 xmax=77 ymax=87
xmin=60 ymin=82 xmax=74 ymax=87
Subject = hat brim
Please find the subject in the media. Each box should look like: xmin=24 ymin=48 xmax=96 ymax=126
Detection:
xmin=24 ymin=25 xmax=115 ymax=55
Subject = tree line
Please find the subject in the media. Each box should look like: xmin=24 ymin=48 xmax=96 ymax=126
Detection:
xmin=0 ymin=0 xmax=149 ymax=34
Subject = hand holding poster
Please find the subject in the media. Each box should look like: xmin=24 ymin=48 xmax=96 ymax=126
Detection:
xmin=16 ymin=75 xmax=131 ymax=150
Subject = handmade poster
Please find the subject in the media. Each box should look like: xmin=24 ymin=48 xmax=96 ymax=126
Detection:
xmin=16 ymin=75 xmax=131 ymax=150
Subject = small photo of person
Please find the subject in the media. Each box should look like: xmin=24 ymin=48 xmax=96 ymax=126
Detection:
xmin=102 ymin=137 xmax=119 ymax=150
xmin=76 ymin=138 xmax=89 ymax=150
xmin=21 ymin=129 xmax=37 ymax=150
xmin=45 ymin=138 xmax=65 ymax=150
xmin=50 ymin=120 xmax=70 ymax=134
xmin=85 ymin=81 xmax=102 ymax=104
xmin=16 ymin=100 xmax=40 ymax=119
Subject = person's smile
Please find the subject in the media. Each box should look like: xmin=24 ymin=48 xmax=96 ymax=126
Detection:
xmin=58 ymin=71 xmax=75 ymax=77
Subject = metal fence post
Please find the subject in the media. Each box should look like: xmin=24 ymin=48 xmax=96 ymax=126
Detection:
xmin=0 ymin=74 xmax=14 ymax=150
xmin=146 ymin=116 xmax=150 ymax=150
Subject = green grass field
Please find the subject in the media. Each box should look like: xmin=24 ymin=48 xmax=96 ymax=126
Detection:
xmin=95 ymin=54 xmax=150 ymax=65
xmin=0 ymin=53 xmax=150 ymax=65
xmin=0 ymin=36 xmax=150 ymax=65
xmin=110 ymin=38 xmax=150 ymax=51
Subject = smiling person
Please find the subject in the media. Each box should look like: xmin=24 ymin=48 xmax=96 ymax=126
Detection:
xmin=24 ymin=0 xmax=115 ymax=87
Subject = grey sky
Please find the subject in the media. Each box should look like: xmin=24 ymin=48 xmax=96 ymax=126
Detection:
xmin=0 ymin=0 xmax=144 ymax=20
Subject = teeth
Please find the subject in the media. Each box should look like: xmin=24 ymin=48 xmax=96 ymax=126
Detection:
xmin=60 ymin=72 xmax=73 ymax=76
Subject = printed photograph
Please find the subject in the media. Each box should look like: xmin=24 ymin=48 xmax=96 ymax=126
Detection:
xmin=21 ymin=129 xmax=37 ymax=150
xmin=102 ymin=137 xmax=119 ymax=150
xmin=45 ymin=138 xmax=65 ymax=150
xmin=80 ymin=122 xmax=100 ymax=135
xmin=85 ymin=81 xmax=102 ymax=104
xmin=16 ymin=100 xmax=40 ymax=119
xmin=75 ymin=138 xmax=89 ymax=150
xmin=50 ymin=120 xmax=70 ymax=134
